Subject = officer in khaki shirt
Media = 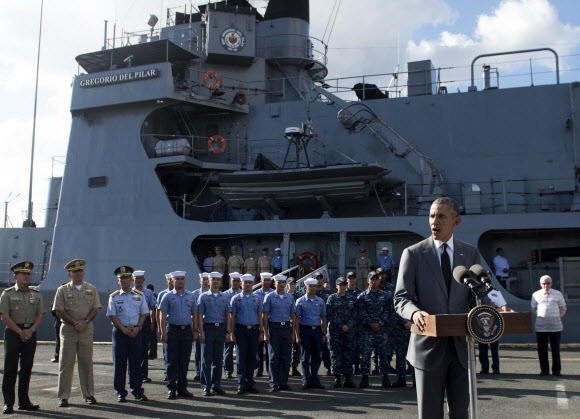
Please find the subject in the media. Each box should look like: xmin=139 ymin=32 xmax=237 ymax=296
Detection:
xmin=212 ymin=247 xmax=227 ymax=274
xmin=0 ymin=261 xmax=46 ymax=414
xmin=258 ymin=247 xmax=273 ymax=274
xmin=228 ymin=246 xmax=244 ymax=274
xmin=244 ymin=249 xmax=258 ymax=280
xmin=52 ymin=259 xmax=101 ymax=407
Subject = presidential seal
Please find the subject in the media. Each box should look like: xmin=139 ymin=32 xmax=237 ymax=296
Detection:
xmin=221 ymin=28 xmax=245 ymax=53
xmin=467 ymin=304 xmax=505 ymax=344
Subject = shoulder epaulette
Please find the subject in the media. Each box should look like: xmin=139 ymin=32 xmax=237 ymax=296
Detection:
xmin=134 ymin=289 xmax=144 ymax=296
xmin=110 ymin=290 xmax=120 ymax=297
xmin=29 ymin=286 xmax=41 ymax=293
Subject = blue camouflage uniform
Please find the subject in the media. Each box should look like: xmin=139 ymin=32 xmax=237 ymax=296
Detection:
xmin=263 ymin=291 xmax=296 ymax=388
xmin=316 ymin=288 xmax=333 ymax=372
xmin=222 ymin=287 xmax=242 ymax=376
xmin=295 ymin=294 xmax=327 ymax=386
xmin=346 ymin=286 xmax=363 ymax=372
xmin=253 ymin=288 xmax=274 ymax=375
xmin=356 ymin=288 xmax=393 ymax=376
xmin=106 ymin=288 xmax=149 ymax=398
xmin=158 ymin=289 xmax=196 ymax=392
xmin=197 ymin=291 xmax=232 ymax=392
xmin=326 ymin=292 xmax=357 ymax=375
xmin=138 ymin=287 xmax=157 ymax=380
xmin=231 ymin=292 xmax=262 ymax=389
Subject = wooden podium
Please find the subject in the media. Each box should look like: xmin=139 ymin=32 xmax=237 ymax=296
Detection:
xmin=411 ymin=311 xmax=532 ymax=336
xmin=411 ymin=311 xmax=533 ymax=419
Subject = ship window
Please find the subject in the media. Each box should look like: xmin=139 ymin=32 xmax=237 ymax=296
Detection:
xmin=88 ymin=176 xmax=108 ymax=188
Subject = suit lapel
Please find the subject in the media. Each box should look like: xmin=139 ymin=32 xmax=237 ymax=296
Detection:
xmin=423 ymin=239 xmax=448 ymax=298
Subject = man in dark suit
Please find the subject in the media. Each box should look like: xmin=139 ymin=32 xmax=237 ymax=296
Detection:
xmin=394 ymin=197 xmax=479 ymax=419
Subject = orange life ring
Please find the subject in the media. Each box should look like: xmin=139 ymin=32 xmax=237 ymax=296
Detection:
xmin=297 ymin=252 xmax=318 ymax=274
xmin=208 ymin=135 xmax=227 ymax=155
xmin=203 ymin=70 xmax=221 ymax=91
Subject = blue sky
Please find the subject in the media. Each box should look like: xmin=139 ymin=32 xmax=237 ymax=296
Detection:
xmin=0 ymin=0 xmax=579 ymax=226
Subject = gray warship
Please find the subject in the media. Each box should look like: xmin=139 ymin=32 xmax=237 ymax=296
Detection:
xmin=1 ymin=0 xmax=578 ymax=342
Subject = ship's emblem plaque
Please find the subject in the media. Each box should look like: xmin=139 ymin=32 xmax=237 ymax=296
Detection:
xmin=221 ymin=28 xmax=245 ymax=53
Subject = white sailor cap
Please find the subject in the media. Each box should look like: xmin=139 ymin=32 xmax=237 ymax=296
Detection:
xmin=273 ymin=274 xmax=287 ymax=282
xmin=200 ymin=272 xmax=211 ymax=278
xmin=275 ymin=248 xmax=281 ymax=251
xmin=210 ymin=271 xmax=222 ymax=278
xmin=165 ymin=274 xmax=172 ymax=280
xmin=382 ymin=247 xmax=388 ymax=251
xmin=260 ymin=272 xmax=273 ymax=279
xmin=241 ymin=273 xmax=255 ymax=282
xmin=230 ymin=272 xmax=242 ymax=279
xmin=304 ymin=278 xmax=317 ymax=286
xmin=132 ymin=270 xmax=145 ymax=277
xmin=170 ymin=271 xmax=186 ymax=278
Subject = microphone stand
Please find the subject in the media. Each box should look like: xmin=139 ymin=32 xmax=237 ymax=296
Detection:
xmin=466 ymin=291 xmax=482 ymax=419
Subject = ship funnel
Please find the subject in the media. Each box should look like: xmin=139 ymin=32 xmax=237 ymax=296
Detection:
xmin=264 ymin=0 xmax=309 ymax=23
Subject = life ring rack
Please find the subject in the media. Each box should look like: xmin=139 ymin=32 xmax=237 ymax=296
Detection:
xmin=208 ymin=135 xmax=227 ymax=155
xmin=203 ymin=70 xmax=221 ymax=91
xmin=297 ymin=252 xmax=318 ymax=274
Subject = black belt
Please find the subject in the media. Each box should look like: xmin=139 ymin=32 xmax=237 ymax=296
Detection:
xmin=236 ymin=324 xmax=260 ymax=330
xmin=270 ymin=321 xmax=291 ymax=326
xmin=168 ymin=324 xmax=190 ymax=330
xmin=16 ymin=323 xmax=32 ymax=329
xmin=204 ymin=322 xmax=225 ymax=327
xmin=300 ymin=325 xmax=321 ymax=330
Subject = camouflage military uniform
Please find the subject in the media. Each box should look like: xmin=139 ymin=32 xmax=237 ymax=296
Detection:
xmin=382 ymin=284 xmax=411 ymax=385
xmin=316 ymin=288 xmax=333 ymax=371
xmin=326 ymin=293 xmax=356 ymax=375
xmin=346 ymin=287 xmax=363 ymax=373
xmin=356 ymin=288 xmax=393 ymax=377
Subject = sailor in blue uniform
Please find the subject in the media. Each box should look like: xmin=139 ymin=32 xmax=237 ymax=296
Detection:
xmin=263 ymin=274 xmax=296 ymax=391
xmin=222 ymin=272 xmax=242 ymax=379
xmin=197 ymin=272 xmax=232 ymax=396
xmin=192 ymin=272 xmax=210 ymax=381
xmin=132 ymin=270 xmax=157 ymax=383
xmin=272 ymin=248 xmax=283 ymax=275
xmin=106 ymin=266 xmax=149 ymax=402
xmin=158 ymin=270 xmax=196 ymax=400
xmin=253 ymin=272 xmax=274 ymax=376
xmin=156 ymin=273 xmax=174 ymax=382
xmin=230 ymin=273 xmax=262 ymax=394
xmin=295 ymin=278 xmax=327 ymax=390
xmin=378 ymin=247 xmax=395 ymax=283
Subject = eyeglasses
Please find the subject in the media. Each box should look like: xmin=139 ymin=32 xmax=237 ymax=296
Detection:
xmin=541 ymin=282 xmax=552 ymax=285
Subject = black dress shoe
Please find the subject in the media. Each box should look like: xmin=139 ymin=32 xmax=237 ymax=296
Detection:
xmin=246 ymin=386 xmax=259 ymax=394
xmin=177 ymin=390 xmax=194 ymax=398
xmin=58 ymin=399 xmax=69 ymax=407
xmin=51 ymin=358 xmax=59 ymax=363
xmin=539 ymin=371 xmax=549 ymax=376
xmin=493 ymin=370 xmax=500 ymax=374
xmin=271 ymin=385 xmax=280 ymax=392
xmin=2 ymin=405 xmax=13 ymax=415
xmin=479 ymin=369 xmax=489 ymax=374
xmin=163 ymin=376 xmax=169 ymax=381
xmin=17 ymin=402 xmax=39 ymax=411
xmin=279 ymin=384 xmax=292 ymax=391
xmin=391 ymin=378 xmax=406 ymax=388
xmin=291 ymin=367 xmax=301 ymax=376
xmin=142 ymin=377 xmax=152 ymax=383
xmin=203 ymin=389 xmax=212 ymax=396
xmin=310 ymin=382 xmax=325 ymax=389
xmin=302 ymin=382 xmax=310 ymax=390
xmin=117 ymin=395 xmax=126 ymax=403
xmin=226 ymin=373 xmax=233 ymax=379
xmin=388 ymin=365 xmax=397 ymax=374
xmin=237 ymin=386 xmax=245 ymax=395
xmin=212 ymin=388 xmax=226 ymax=395
xmin=84 ymin=396 xmax=97 ymax=405
xmin=553 ymin=372 xmax=562 ymax=376
xmin=167 ymin=390 xmax=177 ymax=400
xmin=255 ymin=372 xmax=264 ymax=377
xmin=134 ymin=393 xmax=148 ymax=401
xmin=193 ymin=374 xmax=200 ymax=381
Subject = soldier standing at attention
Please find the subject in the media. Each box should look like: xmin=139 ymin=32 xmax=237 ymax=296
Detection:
xmin=192 ymin=272 xmax=211 ymax=381
xmin=157 ymin=274 xmax=174 ymax=382
xmin=212 ymin=247 xmax=227 ymax=275
xmin=286 ymin=278 xmax=302 ymax=377
xmin=295 ymin=278 xmax=327 ymax=390
xmin=223 ymin=272 xmax=243 ymax=379
xmin=230 ymin=273 xmax=262 ymax=395
xmin=253 ymin=272 xmax=274 ymax=377
xmin=244 ymin=248 xmax=258 ymax=279
xmin=272 ymin=248 xmax=283 ymax=275
xmin=326 ymin=277 xmax=357 ymax=388
xmin=258 ymin=247 xmax=273 ymax=274
xmin=197 ymin=272 xmax=232 ymax=396
xmin=228 ymin=246 xmax=244 ymax=276
xmin=203 ymin=250 xmax=214 ymax=273
xmin=357 ymin=271 xmax=394 ymax=389
xmin=158 ymin=270 xmax=196 ymax=400
xmin=378 ymin=247 xmax=395 ymax=283
xmin=314 ymin=273 xmax=332 ymax=375
xmin=132 ymin=270 xmax=157 ymax=384
xmin=106 ymin=266 xmax=149 ymax=403
xmin=53 ymin=259 xmax=101 ymax=407
xmin=263 ymin=274 xmax=296 ymax=392
xmin=0 ymin=261 xmax=45 ymax=415
xmin=355 ymin=249 xmax=372 ymax=289
xmin=346 ymin=271 xmax=362 ymax=376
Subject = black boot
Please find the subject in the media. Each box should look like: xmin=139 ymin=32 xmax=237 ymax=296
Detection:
xmin=392 ymin=377 xmax=406 ymax=388
xmin=371 ymin=364 xmax=379 ymax=375
xmin=382 ymin=374 xmax=392 ymax=388
xmin=344 ymin=374 xmax=356 ymax=388
xmin=353 ymin=365 xmax=361 ymax=375
xmin=359 ymin=375 xmax=369 ymax=388
xmin=291 ymin=366 xmax=301 ymax=376
xmin=333 ymin=375 xmax=342 ymax=388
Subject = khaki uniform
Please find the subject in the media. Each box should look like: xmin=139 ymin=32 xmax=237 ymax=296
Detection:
xmin=228 ymin=255 xmax=244 ymax=273
xmin=52 ymin=282 xmax=101 ymax=399
xmin=355 ymin=257 xmax=372 ymax=289
xmin=0 ymin=285 xmax=46 ymax=407
xmin=212 ymin=255 xmax=227 ymax=274
xmin=258 ymin=256 xmax=272 ymax=273
xmin=244 ymin=257 xmax=258 ymax=278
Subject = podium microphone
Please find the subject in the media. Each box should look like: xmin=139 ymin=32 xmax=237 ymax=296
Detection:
xmin=453 ymin=266 xmax=480 ymax=290
xmin=469 ymin=264 xmax=494 ymax=291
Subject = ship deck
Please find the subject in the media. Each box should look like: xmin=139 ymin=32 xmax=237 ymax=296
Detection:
xmin=2 ymin=343 xmax=578 ymax=418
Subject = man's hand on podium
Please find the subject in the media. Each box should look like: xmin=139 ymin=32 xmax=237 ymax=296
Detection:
xmin=412 ymin=310 xmax=430 ymax=333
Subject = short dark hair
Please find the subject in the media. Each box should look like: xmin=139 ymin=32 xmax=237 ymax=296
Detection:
xmin=496 ymin=247 xmax=503 ymax=254
xmin=146 ymin=283 xmax=154 ymax=291
xmin=432 ymin=197 xmax=459 ymax=217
